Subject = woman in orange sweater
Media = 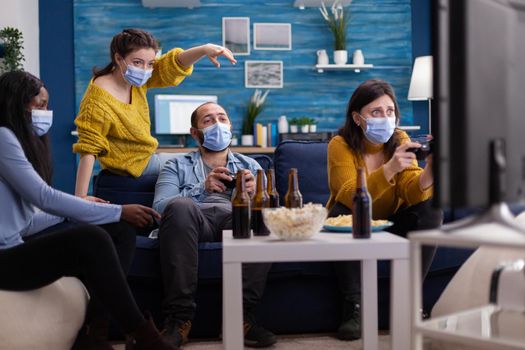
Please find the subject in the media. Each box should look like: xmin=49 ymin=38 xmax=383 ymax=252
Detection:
xmin=73 ymin=29 xmax=236 ymax=201
xmin=327 ymin=79 xmax=442 ymax=340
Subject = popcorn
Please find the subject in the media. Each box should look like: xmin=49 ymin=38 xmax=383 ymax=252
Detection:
xmin=262 ymin=203 xmax=327 ymax=240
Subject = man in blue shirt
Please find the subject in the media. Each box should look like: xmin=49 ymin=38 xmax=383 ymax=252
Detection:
xmin=153 ymin=102 xmax=276 ymax=348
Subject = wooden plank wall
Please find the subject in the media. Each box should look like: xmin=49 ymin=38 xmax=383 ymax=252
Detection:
xmin=74 ymin=0 xmax=416 ymax=144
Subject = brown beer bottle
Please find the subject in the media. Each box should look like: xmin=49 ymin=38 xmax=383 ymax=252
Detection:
xmin=284 ymin=168 xmax=303 ymax=208
xmin=266 ymin=168 xmax=280 ymax=208
xmin=352 ymin=167 xmax=372 ymax=239
xmin=252 ymin=169 xmax=270 ymax=236
xmin=232 ymin=170 xmax=251 ymax=239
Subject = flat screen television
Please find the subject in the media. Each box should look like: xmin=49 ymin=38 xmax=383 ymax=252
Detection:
xmin=154 ymin=94 xmax=218 ymax=135
xmin=433 ymin=0 xmax=525 ymax=223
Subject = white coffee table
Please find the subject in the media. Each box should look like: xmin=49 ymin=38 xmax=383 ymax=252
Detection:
xmin=222 ymin=230 xmax=410 ymax=350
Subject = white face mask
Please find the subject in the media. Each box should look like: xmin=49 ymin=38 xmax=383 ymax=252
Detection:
xmin=359 ymin=114 xmax=396 ymax=144
xmin=199 ymin=122 xmax=232 ymax=151
xmin=31 ymin=109 xmax=53 ymax=136
xmin=123 ymin=64 xmax=153 ymax=87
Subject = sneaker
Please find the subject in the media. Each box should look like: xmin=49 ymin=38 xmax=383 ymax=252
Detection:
xmin=337 ymin=301 xmax=361 ymax=340
xmin=161 ymin=318 xmax=192 ymax=347
xmin=243 ymin=322 xmax=277 ymax=348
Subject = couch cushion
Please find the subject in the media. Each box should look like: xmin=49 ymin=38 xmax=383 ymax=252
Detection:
xmin=94 ymin=170 xmax=157 ymax=207
xmin=94 ymin=154 xmax=274 ymax=208
xmin=274 ymin=141 xmax=329 ymax=205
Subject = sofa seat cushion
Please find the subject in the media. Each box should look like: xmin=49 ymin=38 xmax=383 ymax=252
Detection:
xmin=0 ymin=277 xmax=88 ymax=350
xmin=274 ymin=141 xmax=329 ymax=205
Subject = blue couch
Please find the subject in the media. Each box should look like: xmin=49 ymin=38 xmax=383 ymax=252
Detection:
xmin=94 ymin=140 xmax=500 ymax=338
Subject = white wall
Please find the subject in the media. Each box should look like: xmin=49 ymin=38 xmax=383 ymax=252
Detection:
xmin=0 ymin=0 xmax=40 ymax=76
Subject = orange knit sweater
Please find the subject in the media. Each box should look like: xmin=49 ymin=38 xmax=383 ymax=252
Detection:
xmin=326 ymin=132 xmax=432 ymax=219
xmin=73 ymin=48 xmax=193 ymax=177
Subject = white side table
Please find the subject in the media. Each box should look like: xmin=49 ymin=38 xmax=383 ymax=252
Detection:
xmin=222 ymin=230 xmax=410 ymax=350
xmin=410 ymin=223 xmax=525 ymax=350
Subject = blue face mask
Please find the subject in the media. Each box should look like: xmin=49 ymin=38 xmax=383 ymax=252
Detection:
xmin=123 ymin=64 xmax=153 ymax=87
xmin=31 ymin=109 xmax=53 ymax=136
xmin=200 ymin=122 xmax=232 ymax=151
xmin=359 ymin=115 xmax=396 ymax=144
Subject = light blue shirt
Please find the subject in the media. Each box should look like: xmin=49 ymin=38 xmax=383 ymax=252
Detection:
xmin=153 ymin=150 xmax=262 ymax=214
xmin=0 ymin=127 xmax=122 ymax=249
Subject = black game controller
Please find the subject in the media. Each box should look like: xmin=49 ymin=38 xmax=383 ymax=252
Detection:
xmin=407 ymin=136 xmax=433 ymax=160
xmin=220 ymin=174 xmax=237 ymax=189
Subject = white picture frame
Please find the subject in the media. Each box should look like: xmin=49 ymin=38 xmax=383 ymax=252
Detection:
xmin=253 ymin=23 xmax=292 ymax=50
xmin=222 ymin=17 xmax=250 ymax=55
xmin=245 ymin=60 xmax=283 ymax=88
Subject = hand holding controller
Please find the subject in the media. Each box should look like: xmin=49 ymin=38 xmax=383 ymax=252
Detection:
xmin=220 ymin=174 xmax=237 ymax=189
xmin=407 ymin=136 xmax=433 ymax=160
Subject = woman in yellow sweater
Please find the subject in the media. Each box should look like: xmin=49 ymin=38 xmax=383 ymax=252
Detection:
xmin=73 ymin=29 xmax=236 ymax=201
xmin=327 ymin=79 xmax=442 ymax=340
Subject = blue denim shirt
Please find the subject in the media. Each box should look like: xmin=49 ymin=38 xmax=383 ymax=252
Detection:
xmin=153 ymin=150 xmax=262 ymax=214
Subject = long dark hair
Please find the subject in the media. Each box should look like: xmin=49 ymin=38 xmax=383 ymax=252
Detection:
xmin=338 ymin=79 xmax=402 ymax=160
xmin=93 ymin=28 xmax=159 ymax=79
xmin=0 ymin=71 xmax=53 ymax=184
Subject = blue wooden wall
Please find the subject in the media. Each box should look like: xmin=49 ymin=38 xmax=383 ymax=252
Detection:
xmin=74 ymin=0 xmax=419 ymax=143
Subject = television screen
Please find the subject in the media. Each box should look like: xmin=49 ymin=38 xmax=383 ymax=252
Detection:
xmin=154 ymin=94 xmax=218 ymax=135
xmin=433 ymin=0 xmax=525 ymax=209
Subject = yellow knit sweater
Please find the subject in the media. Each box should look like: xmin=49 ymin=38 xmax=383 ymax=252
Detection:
xmin=73 ymin=48 xmax=193 ymax=177
xmin=326 ymin=132 xmax=432 ymax=219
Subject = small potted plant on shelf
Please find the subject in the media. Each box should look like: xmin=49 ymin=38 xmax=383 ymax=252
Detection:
xmin=319 ymin=0 xmax=350 ymax=65
xmin=299 ymin=117 xmax=310 ymax=133
xmin=289 ymin=118 xmax=299 ymax=133
xmin=231 ymin=134 xmax=238 ymax=146
xmin=242 ymin=89 xmax=269 ymax=146
xmin=0 ymin=27 xmax=25 ymax=73
xmin=309 ymin=118 xmax=318 ymax=133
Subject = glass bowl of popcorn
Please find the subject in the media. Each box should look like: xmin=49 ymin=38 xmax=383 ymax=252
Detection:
xmin=262 ymin=203 xmax=327 ymax=240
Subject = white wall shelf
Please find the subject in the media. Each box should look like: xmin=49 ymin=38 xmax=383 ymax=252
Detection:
xmin=315 ymin=64 xmax=374 ymax=73
xmin=294 ymin=0 xmax=352 ymax=9
xmin=399 ymin=125 xmax=421 ymax=132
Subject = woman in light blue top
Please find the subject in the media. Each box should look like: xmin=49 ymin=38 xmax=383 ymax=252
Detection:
xmin=0 ymin=71 xmax=179 ymax=350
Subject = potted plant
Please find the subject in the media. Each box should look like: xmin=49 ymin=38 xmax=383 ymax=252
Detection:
xmin=319 ymin=0 xmax=350 ymax=65
xmin=289 ymin=118 xmax=299 ymax=133
xmin=231 ymin=134 xmax=238 ymax=146
xmin=242 ymin=89 xmax=269 ymax=146
xmin=299 ymin=117 xmax=310 ymax=133
xmin=309 ymin=118 xmax=318 ymax=133
xmin=0 ymin=27 xmax=25 ymax=73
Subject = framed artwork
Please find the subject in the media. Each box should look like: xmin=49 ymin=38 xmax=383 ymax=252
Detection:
xmin=253 ymin=23 xmax=292 ymax=50
xmin=222 ymin=17 xmax=250 ymax=55
xmin=245 ymin=60 xmax=283 ymax=88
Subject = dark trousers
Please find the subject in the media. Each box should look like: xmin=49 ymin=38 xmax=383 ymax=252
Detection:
xmin=26 ymin=220 xmax=137 ymax=322
xmin=329 ymin=199 xmax=443 ymax=297
xmin=0 ymin=224 xmax=143 ymax=333
xmin=159 ymin=197 xmax=271 ymax=323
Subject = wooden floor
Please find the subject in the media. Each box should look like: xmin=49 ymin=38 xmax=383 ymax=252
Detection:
xmin=113 ymin=333 xmax=392 ymax=349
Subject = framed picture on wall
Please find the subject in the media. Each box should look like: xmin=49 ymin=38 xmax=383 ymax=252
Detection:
xmin=222 ymin=17 xmax=250 ymax=55
xmin=253 ymin=23 xmax=292 ymax=50
xmin=245 ymin=60 xmax=283 ymax=88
